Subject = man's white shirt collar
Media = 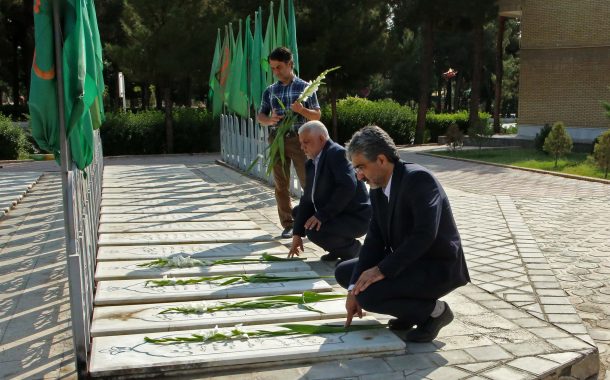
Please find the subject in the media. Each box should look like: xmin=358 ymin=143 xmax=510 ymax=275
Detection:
xmin=383 ymin=174 xmax=392 ymax=200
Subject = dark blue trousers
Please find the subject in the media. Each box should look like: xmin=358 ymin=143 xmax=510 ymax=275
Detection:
xmin=293 ymin=206 xmax=368 ymax=259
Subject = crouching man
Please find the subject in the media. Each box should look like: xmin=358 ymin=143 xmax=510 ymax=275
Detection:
xmin=288 ymin=121 xmax=371 ymax=263
xmin=336 ymin=126 xmax=470 ymax=342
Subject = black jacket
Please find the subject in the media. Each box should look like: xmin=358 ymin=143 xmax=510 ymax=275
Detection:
xmin=350 ymin=161 xmax=470 ymax=297
xmin=293 ymin=140 xmax=370 ymax=236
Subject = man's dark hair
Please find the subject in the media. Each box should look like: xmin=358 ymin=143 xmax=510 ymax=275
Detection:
xmin=346 ymin=125 xmax=400 ymax=163
xmin=268 ymin=47 xmax=293 ymax=63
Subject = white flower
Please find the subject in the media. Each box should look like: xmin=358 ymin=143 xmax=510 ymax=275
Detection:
xmin=188 ymin=302 xmax=208 ymax=313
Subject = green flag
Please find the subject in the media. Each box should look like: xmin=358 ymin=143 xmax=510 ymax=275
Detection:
xmin=227 ymin=20 xmax=248 ymax=117
xmin=208 ymin=29 xmax=221 ymax=117
xmin=29 ymin=0 xmax=59 ymax=159
xmin=84 ymin=0 xmax=105 ymax=130
xmin=276 ymin=0 xmax=289 ymax=49
xmin=244 ymin=15 xmax=254 ymax=111
xmin=215 ymin=26 xmax=231 ymax=115
xmin=287 ymin=0 xmax=299 ymax=75
xmin=29 ymin=0 xmax=105 ymax=170
xmin=263 ymin=2 xmax=276 ymax=86
xmin=250 ymin=10 xmax=264 ymax=110
xmin=224 ymin=23 xmax=236 ymax=105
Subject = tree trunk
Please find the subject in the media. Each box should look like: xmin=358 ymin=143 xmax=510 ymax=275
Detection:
xmin=469 ymin=17 xmax=484 ymax=130
xmin=21 ymin=0 xmax=34 ymax=99
xmin=493 ymin=16 xmax=506 ymax=133
xmin=156 ymin=83 xmax=163 ymax=110
xmin=445 ymin=79 xmax=453 ymax=113
xmin=330 ymin=85 xmax=338 ymax=141
xmin=141 ymin=83 xmax=149 ymax=110
xmin=11 ymin=32 xmax=20 ymax=105
xmin=164 ymin=87 xmax=174 ymax=153
xmin=415 ymin=19 xmax=434 ymax=144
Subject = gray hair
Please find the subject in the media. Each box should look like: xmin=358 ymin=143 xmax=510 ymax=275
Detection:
xmin=345 ymin=125 xmax=400 ymax=163
xmin=298 ymin=120 xmax=330 ymax=139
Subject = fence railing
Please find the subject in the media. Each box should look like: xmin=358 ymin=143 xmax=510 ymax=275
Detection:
xmin=220 ymin=114 xmax=304 ymax=198
xmin=61 ymin=130 xmax=103 ymax=378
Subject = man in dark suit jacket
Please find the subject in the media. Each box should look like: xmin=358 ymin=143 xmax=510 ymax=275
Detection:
xmin=335 ymin=125 xmax=470 ymax=342
xmin=288 ymin=121 xmax=371 ymax=262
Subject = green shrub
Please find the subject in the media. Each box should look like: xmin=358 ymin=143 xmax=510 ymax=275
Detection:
xmin=323 ymin=97 xmax=492 ymax=144
xmin=173 ymin=108 xmax=219 ymax=153
xmin=543 ymin=121 xmax=573 ymax=168
xmin=445 ymin=123 xmax=464 ymax=152
xmin=426 ymin=111 xmax=490 ymax=143
xmin=593 ymin=130 xmax=610 ymax=178
xmin=100 ymin=108 xmax=218 ymax=156
xmin=321 ymin=97 xmax=416 ymax=144
xmin=0 ymin=114 xmax=32 ymax=159
xmin=0 ymin=104 xmax=29 ymax=121
xmin=534 ymin=123 xmax=552 ymax=152
xmin=468 ymin=121 xmax=494 ymax=150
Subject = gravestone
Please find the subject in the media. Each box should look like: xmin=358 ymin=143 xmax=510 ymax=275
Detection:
xmin=91 ymin=296 xmax=348 ymax=336
xmin=89 ymin=318 xmax=405 ymax=378
xmin=97 ymin=242 xmax=289 ymax=261
xmin=94 ymin=271 xmax=333 ymax=305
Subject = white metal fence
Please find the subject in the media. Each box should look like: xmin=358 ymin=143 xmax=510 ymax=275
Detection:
xmin=62 ymin=130 xmax=103 ymax=377
xmin=220 ymin=114 xmax=304 ymax=198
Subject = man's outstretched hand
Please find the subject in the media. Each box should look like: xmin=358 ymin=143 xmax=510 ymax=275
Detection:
xmin=352 ymin=266 xmax=385 ymax=295
xmin=345 ymin=292 xmax=363 ymax=327
xmin=304 ymin=215 xmax=322 ymax=231
xmin=288 ymin=235 xmax=304 ymax=258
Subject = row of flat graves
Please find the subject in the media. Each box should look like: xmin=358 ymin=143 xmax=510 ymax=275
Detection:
xmin=0 ymin=172 xmax=42 ymax=218
xmin=90 ymin=165 xmax=405 ymax=378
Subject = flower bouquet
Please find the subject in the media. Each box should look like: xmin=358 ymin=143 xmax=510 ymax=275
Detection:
xmin=247 ymin=66 xmax=340 ymax=176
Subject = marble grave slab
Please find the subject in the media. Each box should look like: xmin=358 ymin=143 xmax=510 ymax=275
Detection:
xmin=103 ymin=179 xmax=207 ymax=188
xmin=98 ymin=230 xmax=271 ymax=246
xmin=101 ymin=205 xmax=240 ymax=214
xmin=97 ymin=242 xmax=288 ymax=261
xmin=100 ymin=198 xmax=232 ymax=207
xmin=100 ymin=212 xmax=250 ymax=223
xmin=103 ymin=187 xmax=213 ymax=194
xmin=94 ymin=271 xmax=332 ymax=305
xmin=95 ymin=259 xmax=312 ymax=281
xmin=101 ymin=191 xmax=220 ymax=199
xmin=91 ymin=296 xmax=348 ymax=336
xmin=98 ymin=221 xmax=259 ymax=233
xmin=89 ymin=318 xmax=404 ymax=378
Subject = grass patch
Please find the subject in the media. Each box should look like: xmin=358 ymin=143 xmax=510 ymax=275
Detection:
xmin=431 ymin=148 xmax=608 ymax=180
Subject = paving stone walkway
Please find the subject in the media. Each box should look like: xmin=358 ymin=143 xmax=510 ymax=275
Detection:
xmin=0 ymin=172 xmax=42 ymax=219
xmin=0 ymin=150 xmax=608 ymax=379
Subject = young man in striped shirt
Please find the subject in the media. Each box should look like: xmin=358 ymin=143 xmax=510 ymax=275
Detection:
xmin=257 ymin=47 xmax=321 ymax=239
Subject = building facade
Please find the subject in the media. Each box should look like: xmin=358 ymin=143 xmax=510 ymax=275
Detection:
xmin=499 ymin=0 xmax=610 ymax=142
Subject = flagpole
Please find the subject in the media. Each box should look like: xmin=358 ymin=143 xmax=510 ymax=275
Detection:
xmin=52 ymin=0 xmax=88 ymax=378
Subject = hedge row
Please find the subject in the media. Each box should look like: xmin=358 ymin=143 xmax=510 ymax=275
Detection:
xmin=321 ymin=97 xmax=490 ymax=144
xmin=100 ymin=108 xmax=219 ymax=156
xmin=0 ymin=114 xmax=32 ymax=160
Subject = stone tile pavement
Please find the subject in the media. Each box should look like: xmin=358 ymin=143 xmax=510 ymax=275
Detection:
xmin=0 ymin=150 xmax=608 ymax=379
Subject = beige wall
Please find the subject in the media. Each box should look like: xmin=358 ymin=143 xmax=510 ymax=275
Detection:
xmin=521 ymin=0 xmax=610 ymax=49
xmin=517 ymin=0 xmax=610 ymax=131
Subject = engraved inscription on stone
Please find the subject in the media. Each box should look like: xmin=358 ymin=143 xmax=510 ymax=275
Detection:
xmin=97 ymin=242 xmax=287 ymax=261
xmin=94 ymin=260 xmax=312 ymax=281
xmin=98 ymin=230 xmax=272 ymax=246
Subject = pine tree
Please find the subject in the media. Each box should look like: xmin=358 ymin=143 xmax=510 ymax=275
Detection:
xmin=593 ymin=130 xmax=610 ymax=178
xmin=543 ymin=122 xmax=573 ymax=168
